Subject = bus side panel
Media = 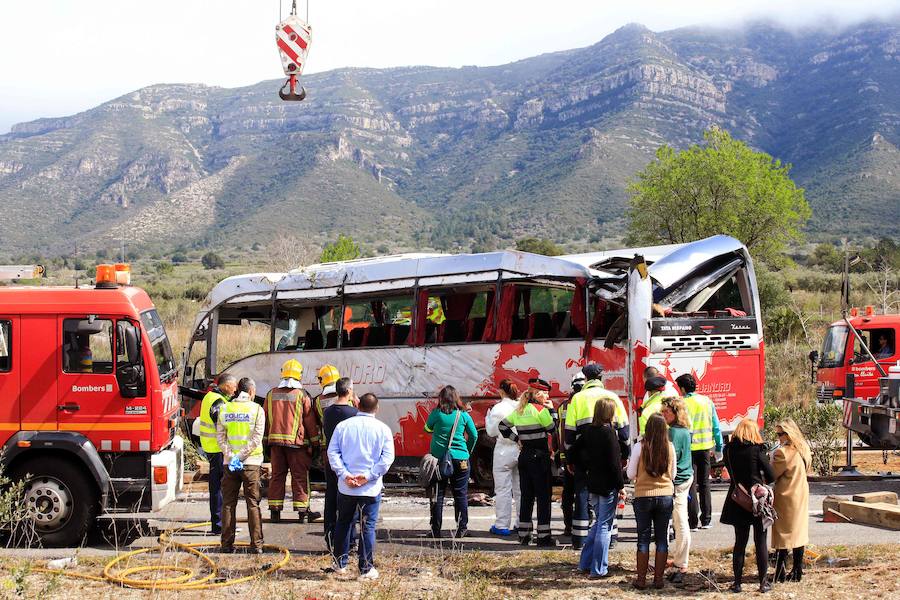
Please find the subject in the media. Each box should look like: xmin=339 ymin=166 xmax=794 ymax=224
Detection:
xmin=647 ymin=348 xmax=764 ymax=433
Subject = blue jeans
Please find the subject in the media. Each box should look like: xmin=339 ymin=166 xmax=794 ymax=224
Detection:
xmin=207 ymin=452 xmax=223 ymax=532
xmin=579 ymin=492 xmax=617 ymax=576
xmin=430 ymin=458 xmax=469 ymax=536
xmin=334 ymin=493 xmax=381 ymax=574
xmin=633 ymin=495 xmax=674 ymax=553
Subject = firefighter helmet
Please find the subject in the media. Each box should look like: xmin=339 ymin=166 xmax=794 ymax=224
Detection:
xmin=280 ymin=359 xmax=303 ymax=381
xmin=317 ymin=364 xmax=340 ymax=387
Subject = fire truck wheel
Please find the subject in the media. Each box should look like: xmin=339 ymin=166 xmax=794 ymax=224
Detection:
xmin=12 ymin=458 xmax=98 ymax=547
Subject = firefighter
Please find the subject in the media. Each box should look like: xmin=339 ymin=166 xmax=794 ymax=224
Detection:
xmin=265 ymin=359 xmax=322 ymax=523
xmin=217 ymin=377 xmax=266 ymax=553
xmin=676 ymin=373 xmax=723 ymax=531
xmin=555 ymin=371 xmax=585 ymax=537
xmin=315 ymin=364 xmax=342 ymax=424
xmin=198 ymin=373 xmax=238 ymax=534
xmin=564 ymin=363 xmax=629 ymax=550
xmin=498 ymin=378 xmax=558 ymax=547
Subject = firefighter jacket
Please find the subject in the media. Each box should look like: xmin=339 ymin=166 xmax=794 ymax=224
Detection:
xmin=265 ymin=387 xmax=321 ymax=448
xmin=199 ymin=388 xmax=228 ymax=454
xmin=564 ymin=380 xmax=629 ymax=453
xmin=498 ymin=402 xmax=558 ymax=451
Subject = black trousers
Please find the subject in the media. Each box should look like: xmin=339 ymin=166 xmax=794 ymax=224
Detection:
xmin=688 ymin=449 xmax=712 ymax=528
xmin=561 ymin=467 xmax=574 ymax=533
xmin=732 ymin=519 xmax=768 ymax=584
xmin=517 ymin=447 xmax=552 ymax=540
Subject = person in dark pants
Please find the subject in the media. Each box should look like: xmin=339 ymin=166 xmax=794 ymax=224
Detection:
xmin=322 ymin=377 xmax=359 ymax=553
xmin=721 ymin=418 xmax=775 ymax=593
xmin=197 ymin=373 xmax=237 ymax=535
xmin=555 ymin=371 xmax=584 ymax=537
xmin=328 ymin=393 xmax=395 ymax=580
xmin=499 ymin=378 xmax=559 ymax=546
xmin=677 ymin=373 xmax=723 ymax=531
xmin=425 ymin=386 xmax=478 ymax=539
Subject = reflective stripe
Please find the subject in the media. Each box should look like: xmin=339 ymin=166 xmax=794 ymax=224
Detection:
xmin=572 ymin=519 xmax=590 ymax=528
xmin=222 ymin=402 xmax=263 ymax=458
xmin=199 ymin=431 xmax=217 ymax=438
xmin=517 ymin=522 xmax=533 ymax=530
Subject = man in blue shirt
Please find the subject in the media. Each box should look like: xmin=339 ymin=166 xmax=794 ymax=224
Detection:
xmin=322 ymin=377 xmax=359 ymax=553
xmin=327 ymin=392 xmax=395 ymax=580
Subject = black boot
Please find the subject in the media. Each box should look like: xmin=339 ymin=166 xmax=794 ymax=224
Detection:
xmin=269 ymin=509 xmax=281 ymax=523
xmin=731 ymin=550 xmax=744 ymax=593
xmin=788 ymin=547 xmax=804 ymax=582
xmin=773 ymin=550 xmax=789 ymax=583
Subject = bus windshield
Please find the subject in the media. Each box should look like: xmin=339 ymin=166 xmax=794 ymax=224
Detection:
xmin=141 ymin=309 xmax=177 ymax=382
xmin=820 ymin=325 xmax=849 ymax=368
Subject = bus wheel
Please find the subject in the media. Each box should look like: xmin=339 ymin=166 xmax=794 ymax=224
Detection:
xmin=471 ymin=437 xmax=495 ymax=492
xmin=12 ymin=458 xmax=98 ymax=547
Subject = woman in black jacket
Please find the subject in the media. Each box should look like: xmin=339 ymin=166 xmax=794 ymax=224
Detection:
xmin=571 ymin=397 xmax=625 ymax=578
xmin=721 ymin=418 xmax=775 ymax=593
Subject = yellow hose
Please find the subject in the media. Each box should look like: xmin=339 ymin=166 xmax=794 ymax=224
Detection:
xmin=28 ymin=522 xmax=292 ymax=591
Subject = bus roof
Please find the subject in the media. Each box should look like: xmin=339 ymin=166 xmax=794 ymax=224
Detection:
xmin=0 ymin=285 xmax=155 ymax=315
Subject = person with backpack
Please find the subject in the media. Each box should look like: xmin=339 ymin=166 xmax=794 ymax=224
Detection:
xmin=424 ymin=385 xmax=478 ymax=539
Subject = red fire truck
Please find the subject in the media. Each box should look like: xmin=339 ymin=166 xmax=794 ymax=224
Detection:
xmin=0 ymin=265 xmax=183 ymax=546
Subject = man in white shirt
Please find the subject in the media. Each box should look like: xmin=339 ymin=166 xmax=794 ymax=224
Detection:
xmin=327 ymin=392 xmax=395 ymax=580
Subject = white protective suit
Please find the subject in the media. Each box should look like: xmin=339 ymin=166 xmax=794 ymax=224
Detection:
xmin=485 ymin=396 xmax=521 ymax=530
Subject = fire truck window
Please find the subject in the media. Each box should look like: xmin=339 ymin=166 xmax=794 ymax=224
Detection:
xmin=274 ymin=304 xmax=341 ymax=351
xmin=62 ymin=319 xmax=114 ymax=374
xmin=0 ymin=321 xmax=10 ymax=372
xmin=345 ymin=294 xmax=415 ymax=347
xmin=855 ymin=329 xmax=895 ymax=362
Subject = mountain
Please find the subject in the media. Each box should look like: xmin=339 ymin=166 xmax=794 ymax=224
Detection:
xmin=1 ymin=20 xmax=899 ymax=258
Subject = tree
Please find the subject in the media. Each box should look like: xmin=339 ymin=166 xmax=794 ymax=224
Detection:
xmin=320 ymin=234 xmax=361 ymax=263
xmin=266 ymin=233 xmax=317 ymax=271
xmin=201 ymin=252 xmax=225 ymax=270
xmin=626 ymin=128 xmax=811 ymax=265
xmin=807 ymin=243 xmax=842 ymax=272
xmin=515 ymin=237 xmax=564 ymax=256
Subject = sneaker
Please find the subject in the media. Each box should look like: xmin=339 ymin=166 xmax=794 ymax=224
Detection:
xmin=489 ymin=526 xmax=511 ymax=536
xmin=359 ymin=568 xmax=379 ymax=581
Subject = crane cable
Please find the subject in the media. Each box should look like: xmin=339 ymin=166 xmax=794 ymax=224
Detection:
xmin=26 ymin=522 xmax=292 ymax=591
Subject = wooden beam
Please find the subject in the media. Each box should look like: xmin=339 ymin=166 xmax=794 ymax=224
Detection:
xmin=837 ymin=500 xmax=900 ymax=530
xmin=851 ymin=491 xmax=898 ymax=505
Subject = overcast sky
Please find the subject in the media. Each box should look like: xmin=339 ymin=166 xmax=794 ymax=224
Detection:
xmin=1 ymin=0 xmax=898 ymax=133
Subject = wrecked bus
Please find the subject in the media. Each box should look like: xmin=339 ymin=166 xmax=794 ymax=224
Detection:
xmin=180 ymin=235 xmax=764 ymax=484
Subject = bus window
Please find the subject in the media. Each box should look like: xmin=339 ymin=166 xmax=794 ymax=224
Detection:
xmin=345 ymin=294 xmax=415 ymax=348
xmin=420 ymin=287 xmax=494 ymax=344
xmin=509 ymin=285 xmax=580 ymax=341
xmin=274 ymin=303 xmax=341 ymax=351
xmin=664 ymin=267 xmax=753 ymax=317
xmin=214 ymin=302 xmax=272 ymax=372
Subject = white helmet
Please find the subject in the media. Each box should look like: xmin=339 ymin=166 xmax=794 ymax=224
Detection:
xmin=572 ymin=371 xmax=587 ymax=386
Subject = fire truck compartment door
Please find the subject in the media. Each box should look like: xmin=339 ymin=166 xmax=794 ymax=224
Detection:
xmin=18 ymin=316 xmax=57 ymax=432
xmin=0 ymin=317 xmax=21 ymax=439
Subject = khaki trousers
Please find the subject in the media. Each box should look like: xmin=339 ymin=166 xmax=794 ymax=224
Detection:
xmin=672 ymin=476 xmax=693 ymax=569
xmin=221 ymin=464 xmax=264 ymax=550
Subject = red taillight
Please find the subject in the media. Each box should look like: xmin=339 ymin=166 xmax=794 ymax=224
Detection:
xmin=153 ymin=466 xmax=168 ymax=485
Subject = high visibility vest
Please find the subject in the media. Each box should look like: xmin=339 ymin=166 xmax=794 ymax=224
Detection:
xmin=199 ymin=389 xmax=228 ymax=454
xmin=638 ymin=391 xmax=666 ymax=436
xmin=220 ymin=400 xmax=264 ymax=459
xmin=265 ymin=387 xmax=309 ymax=446
xmin=685 ymin=393 xmax=715 ymax=451
xmin=565 ymin=380 xmax=628 ymax=438
xmin=499 ymin=403 xmax=556 ymax=448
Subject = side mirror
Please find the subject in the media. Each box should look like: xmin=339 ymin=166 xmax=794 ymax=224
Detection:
xmin=808 ymin=350 xmax=819 ymax=384
xmin=808 ymin=350 xmax=819 ymax=364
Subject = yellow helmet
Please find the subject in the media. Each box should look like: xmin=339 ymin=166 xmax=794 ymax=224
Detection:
xmin=317 ymin=364 xmax=340 ymax=387
xmin=280 ymin=359 xmax=303 ymax=381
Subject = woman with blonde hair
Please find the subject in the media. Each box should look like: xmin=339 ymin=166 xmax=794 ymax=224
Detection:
xmin=772 ymin=418 xmax=811 ymax=583
xmin=721 ymin=418 xmax=775 ymax=593
xmin=660 ymin=397 xmax=693 ymax=584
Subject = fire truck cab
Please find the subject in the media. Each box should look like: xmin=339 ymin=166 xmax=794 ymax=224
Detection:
xmin=813 ymin=311 xmax=900 ymax=404
xmin=0 ymin=267 xmax=183 ymax=546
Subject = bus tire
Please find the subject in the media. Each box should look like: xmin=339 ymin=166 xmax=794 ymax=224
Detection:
xmin=11 ymin=457 xmax=98 ymax=547
xmin=471 ymin=434 xmax=495 ymax=492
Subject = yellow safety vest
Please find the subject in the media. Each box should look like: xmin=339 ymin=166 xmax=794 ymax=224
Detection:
xmin=685 ymin=393 xmax=715 ymax=451
xmin=565 ymin=380 xmax=628 ymax=434
xmin=199 ymin=389 xmax=228 ymax=454
xmin=220 ymin=400 xmax=264 ymax=459
xmin=638 ymin=391 xmax=666 ymax=436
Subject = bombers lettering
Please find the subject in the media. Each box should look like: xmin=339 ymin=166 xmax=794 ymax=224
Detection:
xmin=71 ymin=384 xmax=113 ymax=393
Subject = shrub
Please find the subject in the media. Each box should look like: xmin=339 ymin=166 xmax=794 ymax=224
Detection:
xmin=201 ymin=252 xmax=225 ymax=270
xmin=171 ymin=253 xmax=188 ymax=264
xmin=763 ymin=402 xmax=843 ymax=476
xmin=155 ymin=262 xmax=175 ymax=275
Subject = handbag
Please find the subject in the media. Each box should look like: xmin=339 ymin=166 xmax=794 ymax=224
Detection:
xmin=731 ymin=483 xmax=754 ymax=513
xmin=438 ymin=410 xmax=463 ymax=480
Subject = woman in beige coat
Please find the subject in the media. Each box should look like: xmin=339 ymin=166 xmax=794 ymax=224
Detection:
xmin=771 ymin=418 xmax=811 ymax=583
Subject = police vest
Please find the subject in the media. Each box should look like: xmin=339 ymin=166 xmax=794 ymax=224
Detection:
xmin=199 ymin=389 xmax=228 ymax=454
xmin=685 ymin=393 xmax=715 ymax=451
xmin=501 ymin=403 xmax=556 ymax=448
xmin=565 ymin=380 xmax=628 ymax=435
xmin=221 ymin=401 xmax=264 ymax=459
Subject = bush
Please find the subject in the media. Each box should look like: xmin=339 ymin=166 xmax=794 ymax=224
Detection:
xmin=763 ymin=402 xmax=843 ymax=476
xmin=201 ymin=252 xmax=225 ymax=270
xmin=171 ymin=253 xmax=188 ymax=264
xmin=515 ymin=237 xmax=564 ymax=256
xmin=155 ymin=262 xmax=175 ymax=275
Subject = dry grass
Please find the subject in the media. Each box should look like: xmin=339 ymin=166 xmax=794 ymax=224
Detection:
xmin=1 ymin=544 xmax=899 ymax=599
